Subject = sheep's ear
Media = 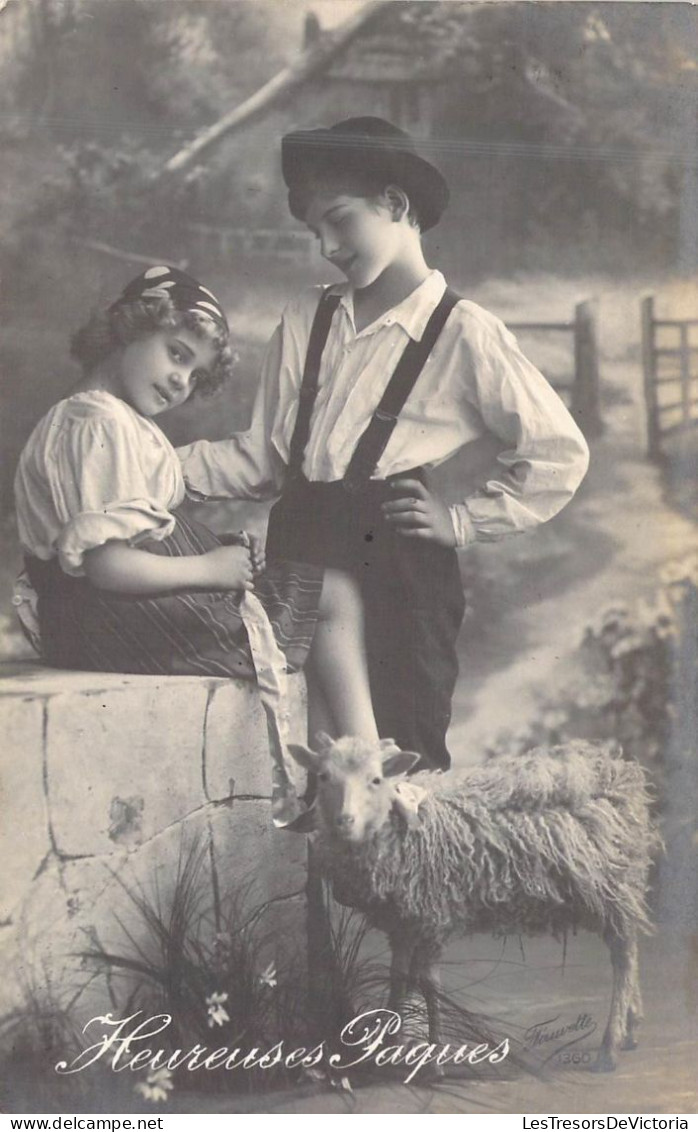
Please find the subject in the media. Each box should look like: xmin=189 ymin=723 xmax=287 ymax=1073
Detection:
xmin=382 ymin=749 xmax=422 ymax=777
xmin=287 ymin=744 xmax=321 ymax=772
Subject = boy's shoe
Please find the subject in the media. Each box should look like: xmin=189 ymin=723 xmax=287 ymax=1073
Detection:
xmin=410 ymin=755 xmax=446 ymax=774
xmin=282 ymin=802 xmax=318 ymax=834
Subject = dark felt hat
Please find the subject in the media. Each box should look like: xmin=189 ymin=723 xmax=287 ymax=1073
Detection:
xmin=281 ymin=117 xmax=449 ymax=232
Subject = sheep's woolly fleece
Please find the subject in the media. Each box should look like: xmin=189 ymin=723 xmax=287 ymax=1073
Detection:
xmin=317 ymin=741 xmax=659 ymax=944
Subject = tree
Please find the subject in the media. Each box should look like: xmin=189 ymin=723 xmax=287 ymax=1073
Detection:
xmin=383 ymin=2 xmax=696 ymax=271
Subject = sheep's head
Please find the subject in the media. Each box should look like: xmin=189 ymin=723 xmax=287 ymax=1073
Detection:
xmin=288 ymin=734 xmax=421 ymax=842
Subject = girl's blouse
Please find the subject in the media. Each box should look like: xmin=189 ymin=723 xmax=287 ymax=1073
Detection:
xmin=14 ymin=391 xmax=185 ymax=576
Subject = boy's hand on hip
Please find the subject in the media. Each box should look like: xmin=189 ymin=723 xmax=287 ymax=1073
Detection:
xmin=382 ymin=479 xmax=456 ymax=547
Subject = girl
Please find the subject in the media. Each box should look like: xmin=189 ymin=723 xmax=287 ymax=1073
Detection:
xmin=13 ymin=266 xmax=379 ymax=752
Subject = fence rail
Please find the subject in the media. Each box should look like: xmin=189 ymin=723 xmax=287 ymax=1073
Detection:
xmin=507 ymin=300 xmax=602 ymax=438
xmin=186 ymin=223 xmax=316 ymax=261
xmin=507 ymin=321 xmax=574 ymax=332
xmin=642 ymin=295 xmax=698 ymax=458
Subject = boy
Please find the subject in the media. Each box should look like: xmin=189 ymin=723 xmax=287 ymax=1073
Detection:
xmin=179 ymin=117 xmax=590 ymax=770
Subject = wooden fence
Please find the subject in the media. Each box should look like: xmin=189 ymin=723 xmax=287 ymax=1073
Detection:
xmin=507 ymin=300 xmax=602 ymax=438
xmin=642 ymin=295 xmax=698 ymax=458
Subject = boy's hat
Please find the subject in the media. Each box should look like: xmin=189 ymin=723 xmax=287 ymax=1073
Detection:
xmin=281 ymin=117 xmax=449 ymax=231
xmin=112 ymin=266 xmax=229 ymax=332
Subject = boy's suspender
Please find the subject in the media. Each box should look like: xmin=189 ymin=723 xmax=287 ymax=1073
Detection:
xmin=287 ymin=285 xmax=461 ymax=488
xmin=287 ymin=287 xmax=341 ymax=479
xmin=343 ymin=286 xmax=460 ymax=493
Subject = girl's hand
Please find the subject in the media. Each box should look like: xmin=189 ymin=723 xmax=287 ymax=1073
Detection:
xmin=226 ymin=529 xmax=265 ymax=577
xmin=381 ymin=478 xmax=456 ymax=547
xmin=248 ymin=533 xmax=266 ymax=577
xmin=203 ymin=544 xmax=254 ymax=590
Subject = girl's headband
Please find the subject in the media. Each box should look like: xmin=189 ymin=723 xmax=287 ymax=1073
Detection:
xmin=111 ymin=266 xmax=229 ymax=332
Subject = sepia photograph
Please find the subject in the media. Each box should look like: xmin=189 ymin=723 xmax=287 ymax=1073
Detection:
xmin=0 ymin=0 xmax=696 ymax=1117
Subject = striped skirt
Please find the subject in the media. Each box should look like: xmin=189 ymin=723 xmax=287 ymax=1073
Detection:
xmin=26 ymin=513 xmax=323 ymax=678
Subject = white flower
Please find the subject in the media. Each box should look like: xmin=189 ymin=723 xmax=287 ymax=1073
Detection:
xmin=258 ymin=962 xmax=278 ymax=989
xmin=206 ymin=990 xmax=230 ymax=1028
xmin=610 ymin=632 xmax=644 ymax=659
xmin=659 ymin=555 xmax=698 ymax=587
xmin=302 ymin=1067 xmax=326 ymax=1083
xmin=134 ymin=1067 xmax=173 ymax=1104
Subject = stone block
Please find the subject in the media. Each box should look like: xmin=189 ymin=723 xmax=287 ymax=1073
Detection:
xmin=11 ymin=863 xmax=93 ymax=1017
xmin=204 ymin=680 xmax=271 ymax=800
xmin=208 ymin=799 xmax=307 ymax=911
xmin=7 ymin=810 xmax=216 ymax=1025
xmin=0 ymin=694 xmax=51 ymax=921
xmin=0 ymin=664 xmax=310 ymax=1029
xmin=63 ymin=810 xmax=218 ymax=1010
xmin=204 ymin=672 xmax=308 ymax=801
xmin=46 ymin=681 xmax=210 ymax=856
xmin=1 ymin=662 xmax=199 ymax=697
xmin=0 ymin=924 xmax=22 ymax=1020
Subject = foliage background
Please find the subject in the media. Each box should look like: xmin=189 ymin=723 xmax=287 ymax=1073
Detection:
xmin=1 ymin=0 xmax=696 ymax=512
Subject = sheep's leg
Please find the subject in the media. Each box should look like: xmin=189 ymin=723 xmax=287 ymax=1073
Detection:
xmin=593 ymin=928 xmax=633 ymax=1072
xmin=388 ymin=930 xmax=417 ymax=1015
xmin=389 ymin=929 xmax=440 ymax=1046
xmin=621 ymin=932 xmax=643 ymax=1052
xmin=412 ymin=942 xmax=443 ymax=1047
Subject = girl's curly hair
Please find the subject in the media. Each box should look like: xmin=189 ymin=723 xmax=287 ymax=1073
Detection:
xmin=70 ymin=295 xmax=235 ymax=397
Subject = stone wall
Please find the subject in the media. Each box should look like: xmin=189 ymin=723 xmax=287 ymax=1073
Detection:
xmin=0 ymin=662 xmax=308 ymax=1030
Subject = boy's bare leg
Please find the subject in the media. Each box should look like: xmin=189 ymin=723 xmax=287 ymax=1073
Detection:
xmin=306 ymin=567 xmax=379 ymax=743
xmin=306 ymin=679 xmax=333 ymax=749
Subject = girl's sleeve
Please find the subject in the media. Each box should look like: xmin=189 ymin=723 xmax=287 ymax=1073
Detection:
xmin=451 ymin=311 xmax=590 ymax=545
xmin=54 ymin=414 xmax=177 ymax=574
xmin=177 ymin=323 xmax=290 ymax=502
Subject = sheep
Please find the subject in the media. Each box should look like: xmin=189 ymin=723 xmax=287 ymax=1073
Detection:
xmin=289 ymin=734 xmax=659 ymax=1073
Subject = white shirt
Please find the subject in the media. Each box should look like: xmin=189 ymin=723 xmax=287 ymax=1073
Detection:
xmin=14 ymin=391 xmax=184 ymax=575
xmin=178 ymin=271 xmax=590 ymax=545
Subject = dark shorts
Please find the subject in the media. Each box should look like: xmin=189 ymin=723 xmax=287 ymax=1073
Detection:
xmin=266 ymin=473 xmax=466 ymax=769
xmin=27 ymin=513 xmax=323 ymax=678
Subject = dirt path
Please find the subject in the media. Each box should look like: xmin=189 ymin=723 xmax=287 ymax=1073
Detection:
xmin=208 ymin=931 xmax=695 ymax=1115
xmin=447 ymin=388 xmax=698 ymax=767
